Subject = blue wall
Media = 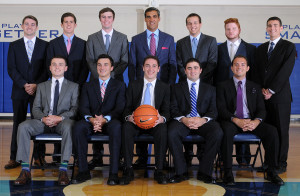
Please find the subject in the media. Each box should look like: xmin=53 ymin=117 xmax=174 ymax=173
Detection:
xmin=0 ymin=42 xmax=299 ymax=114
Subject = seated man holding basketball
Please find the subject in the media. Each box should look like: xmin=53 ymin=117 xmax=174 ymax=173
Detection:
xmin=168 ymin=58 xmax=223 ymax=184
xmin=120 ymin=55 xmax=170 ymax=185
xmin=72 ymin=54 xmax=126 ymax=185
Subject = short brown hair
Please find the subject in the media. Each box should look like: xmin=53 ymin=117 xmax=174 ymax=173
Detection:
xmin=224 ymin=18 xmax=240 ymax=29
xmin=22 ymin=15 xmax=38 ymax=26
xmin=61 ymin=12 xmax=77 ymax=24
xmin=99 ymin=7 xmax=115 ymax=19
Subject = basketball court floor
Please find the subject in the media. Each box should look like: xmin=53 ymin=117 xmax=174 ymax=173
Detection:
xmin=1 ymin=120 xmax=300 ymax=196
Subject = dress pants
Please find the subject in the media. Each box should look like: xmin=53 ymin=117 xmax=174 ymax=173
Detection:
xmin=168 ymin=120 xmax=223 ymax=176
xmin=122 ymin=122 xmax=167 ymax=170
xmin=220 ymin=120 xmax=279 ymax=169
xmin=72 ymin=119 xmax=121 ymax=174
xmin=16 ymin=119 xmax=74 ymax=163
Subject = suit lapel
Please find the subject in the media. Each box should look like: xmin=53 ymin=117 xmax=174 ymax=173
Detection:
xmin=57 ymin=79 xmax=68 ymax=107
xmin=156 ymin=31 xmax=164 ymax=55
xmin=102 ymin=79 xmax=115 ymax=103
xmin=92 ymin=79 xmax=102 ymax=105
xmin=195 ymin=34 xmax=206 ymax=58
xmin=229 ymin=79 xmax=237 ymax=111
xmin=245 ymin=80 xmax=254 ymax=115
xmin=31 ymin=38 xmax=42 ymax=63
xmin=268 ymin=39 xmax=283 ymax=63
xmin=141 ymin=31 xmax=151 ymax=55
xmin=108 ymin=31 xmax=118 ymax=54
xmin=221 ymin=41 xmax=231 ymax=62
xmin=181 ymin=81 xmax=191 ymax=106
xmin=136 ymin=79 xmax=144 ymax=107
xmin=183 ymin=36 xmax=193 ymax=58
xmin=20 ymin=38 xmax=30 ymax=64
xmin=46 ymin=80 xmax=52 ymax=109
xmin=69 ymin=35 xmax=78 ymax=55
xmin=154 ymin=80 xmax=161 ymax=108
xmin=96 ymin=31 xmax=107 ymax=52
xmin=57 ymin=35 xmax=68 ymax=56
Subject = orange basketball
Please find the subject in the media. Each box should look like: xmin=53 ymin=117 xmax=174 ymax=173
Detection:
xmin=134 ymin=105 xmax=158 ymax=129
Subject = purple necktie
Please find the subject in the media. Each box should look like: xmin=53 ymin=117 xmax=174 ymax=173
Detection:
xmin=236 ymin=81 xmax=243 ymax=119
xmin=150 ymin=33 xmax=156 ymax=56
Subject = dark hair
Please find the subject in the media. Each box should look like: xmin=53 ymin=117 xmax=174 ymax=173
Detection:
xmin=99 ymin=7 xmax=115 ymax=19
xmin=232 ymin=55 xmax=249 ymax=66
xmin=22 ymin=15 xmax=38 ymax=26
xmin=50 ymin=55 xmax=68 ymax=66
xmin=186 ymin=13 xmax=201 ymax=25
xmin=143 ymin=55 xmax=160 ymax=67
xmin=184 ymin=58 xmax=202 ymax=69
xmin=267 ymin=16 xmax=282 ymax=26
xmin=61 ymin=12 xmax=77 ymax=24
xmin=144 ymin=7 xmax=160 ymax=18
xmin=97 ymin=54 xmax=114 ymax=66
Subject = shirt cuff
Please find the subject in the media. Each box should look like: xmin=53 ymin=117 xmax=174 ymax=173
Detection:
xmin=268 ymin=88 xmax=275 ymax=94
xmin=203 ymin=117 xmax=211 ymax=122
xmin=104 ymin=115 xmax=111 ymax=122
xmin=174 ymin=116 xmax=185 ymax=122
xmin=84 ymin=115 xmax=92 ymax=122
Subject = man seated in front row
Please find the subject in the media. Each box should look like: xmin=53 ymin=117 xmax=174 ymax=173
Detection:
xmin=216 ymin=55 xmax=284 ymax=185
xmin=14 ymin=56 xmax=79 ymax=186
xmin=120 ymin=55 xmax=170 ymax=185
xmin=72 ymin=54 xmax=126 ymax=185
xmin=168 ymin=58 xmax=223 ymax=184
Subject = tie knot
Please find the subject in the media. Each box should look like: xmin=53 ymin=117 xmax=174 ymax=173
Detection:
xmin=192 ymin=82 xmax=196 ymax=86
xmin=147 ymin=82 xmax=152 ymax=88
xmin=56 ymin=80 xmax=59 ymax=84
xmin=67 ymin=38 xmax=71 ymax=43
xmin=270 ymin=42 xmax=274 ymax=46
xmin=105 ymin=34 xmax=110 ymax=38
xmin=102 ymin=82 xmax=106 ymax=87
xmin=192 ymin=37 xmax=197 ymax=42
xmin=151 ymin=33 xmax=155 ymax=38
xmin=231 ymin=43 xmax=234 ymax=47
xmin=238 ymin=81 xmax=242 ymax=86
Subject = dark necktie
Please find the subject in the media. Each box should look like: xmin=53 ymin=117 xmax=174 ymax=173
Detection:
xmin=190 ymin=82 xmax=197 ymax=117
xmin=267 ymin=42 xmax=274 ymax=59
xmin=53 ymin=80 xmax=59 ymax=115
xmin=150 ymin=33 xmax=156 ymax=56
xmin=105 ymin=34 xmax=110 ymax=53
xmin=236 ymin=81 xmax=243 ymax=119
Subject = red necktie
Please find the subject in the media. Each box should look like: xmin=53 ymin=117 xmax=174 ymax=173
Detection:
xmin=150 ymin=33 xmax=156 ymax=56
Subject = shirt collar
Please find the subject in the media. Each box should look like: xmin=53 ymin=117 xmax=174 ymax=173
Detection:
xmin=269 ymin=37 xmax=281 ymax=46
xmin=146 ymin=29 xmax=159 ymax=38
xmin=51 ymin=77 xmax=64 ymax=84
xmin=227 ymin=38 xmax=241 ymax=47
xmin=24 ymin=36 xmax=36 ymax=45
xmin=144 ymin=77 xmax=157 ymax=87
xmin=99 ymin=77 xmax=110 ymax=86
xmin=233 ymin=76 xmax=246 ymax=87
xmin=63 ymin=34 xmax=75 ymax=42
xmin=190 ymin=32 xmax=201 ymax=42
xmin=187 ymin=78 xmax=200 ymax=88
xmin=102 ymin=29 xmax=114 ymax=37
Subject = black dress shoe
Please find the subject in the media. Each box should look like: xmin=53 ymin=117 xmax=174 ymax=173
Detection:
xmin=223 ymin=169 xmax=235 ymax=186
xmin=197 ymin=171 xmax=216 ymax=184
xmin=133 ymin=158 xmax=147 ymax=169
xmin=72 ymin=170 xmax=91 ymax=184
xmin=88 ymin=158 xmax=103 ymax=170
xmin=107 ymin=173 xmax=119 ymax=185
xmin=169 ymin=172 xmax=189 ymax=183
xmin=265 ymin=171 xmax=284 ymax=185
xmin=154 ymin=170 xmax=168 ymax=184
xmin=276 ymin=165 xmax=287 ymax=174
xmin=119 ymin=167 xmax=134 ymax=185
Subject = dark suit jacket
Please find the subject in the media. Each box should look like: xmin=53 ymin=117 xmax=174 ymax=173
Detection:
xmin=170 ymin=80 xmax=217 ymax=119
xmin=215 ymin=39 xmax=256 ymax=85
xmin=128 ymin=30 xmax=177 ymax=84
xmin=79 ymin=78 xmax=126 ymax=120
xmin=216 ymin=79 xmax=266 ymax=121
xmin=176 ymin=34 xmax=217 ymax=84
xmin=123 ymin=79 xmax=170 ymax=121
xmin=7 ymin=37 xmax=48 ymax=99
xmin=253 ymin=39 xmax=296 ymax=103
xmin=46 ymin=35 xmax=89 ymax=85
xmin=86 ymin=30 xmax=128 ymax=81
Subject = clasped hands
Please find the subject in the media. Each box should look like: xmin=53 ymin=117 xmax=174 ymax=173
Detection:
xmin=90 ymin=115 xmax=107 ymax=132
xmin=262 ymin=88 xmax=272 ymax=100
xmin=42 ymin=115 xmax=62 ymax=127
xmin=181 ymin=117 xmax=207 ymax=130
xmin=24 ymin=83 xmax=37 ymax=95
xmin=232 ymin=118 xmax=260 ymax=132
xmin=128 ymin=110 xmax=164 ymax=127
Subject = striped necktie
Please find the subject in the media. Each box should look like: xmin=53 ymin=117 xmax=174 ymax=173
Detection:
xmin=27 ymin=40 xmax=33 ymax=62
xmin=101 ymin=82 xmax=106 ymax=101
xmin=190 ymin=82 xmax=197 ymax=117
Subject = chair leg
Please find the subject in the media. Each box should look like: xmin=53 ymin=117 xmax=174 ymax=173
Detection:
xmin=30 ymin=141 xmax=36 ymax=171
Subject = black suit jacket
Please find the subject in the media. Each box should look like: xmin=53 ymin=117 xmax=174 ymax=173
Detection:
xmin=46 ymin=35 xmax=89 ymax=85
xmin=170 ymin=80 xmax=217 ymax=119
xmin=215 ymin=39 xmax=256 ymax=85
xmin=216 ymin=79 xmax=266 ymax=121
xmin=79 ymin=78 xmax=126 ymax=120
xmin=176 ymin=34 xmax=217 ymax=84
xmin=7 ymin=37 xmax=48 ymax=99
xmin=123 ymin=79 xmax=170 ymax=121
xmin=253 ymin=39 xmax=296 ymax=103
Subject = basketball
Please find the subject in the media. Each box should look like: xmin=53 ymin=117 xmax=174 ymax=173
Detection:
xmin=134 ymin=105 xmax=158 ymax=129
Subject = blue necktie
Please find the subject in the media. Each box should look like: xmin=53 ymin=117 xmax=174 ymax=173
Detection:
xmin=267 ymin=42 xmax=274 ymax=59
xmin=105 ymin=34 xmax=110 ymax=53
xmin=192 ymin=37 xmax=197 ymax=58
xmin=27 ymin=40 xmax=33 ymax=62
xmin=53 ymin=80 xmax=59 ymax=115
xmin=143 ymin=83 xmax=151 ymax=105
xmin=190 ymin=82 xmax=197 ymax=117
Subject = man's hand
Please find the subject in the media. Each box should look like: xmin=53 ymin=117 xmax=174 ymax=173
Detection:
xmin=243 ymin=119 xmax=260 ymax=131
xmin=90 ymin=115 xmax=107 ymax=132
xmin=154 ymin=112 xmax=164 ymax=127
xmin=127 ymin=112 xmax=136 ymax=124
xmin=181 ymin=117 xmax=207 ymax=129
xmin=24 ymin=83 xmax=37 ymax=95
xmin=262 ymin=88 xmax=272 ymax=100
xmin=232 ymin=118 xmax=251 ymax=131
xmin=42 ymin=115 xmax=62 ymax=127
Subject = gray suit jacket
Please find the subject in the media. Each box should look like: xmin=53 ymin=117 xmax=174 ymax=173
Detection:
xmin=32 ymin=79 xmax=79 ymax=120
xmin=86 ymin=29 xmax=128 ymax=81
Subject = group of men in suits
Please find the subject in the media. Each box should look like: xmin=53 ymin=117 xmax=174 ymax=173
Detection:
xmin=5 ymin=6 xmax=296 ymax=187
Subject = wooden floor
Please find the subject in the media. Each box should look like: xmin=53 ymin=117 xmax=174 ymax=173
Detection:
xmin=0 ymin=120 xmax=300 ymax=195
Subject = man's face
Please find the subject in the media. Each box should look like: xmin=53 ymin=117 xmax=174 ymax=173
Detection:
xmin=185 ymin=61 xmax=202 ymax=82
xmin=267 ymin=20 xmax=283 ymax=40
xmin=225 ymin=22 xmax=240 ymax=41
xmin=100 ymin=11 xmax=114 ymax=30
xmin=231 ymin=57 xmax=249 ymax=79
xmin=97 ymin=58 xmax=113 ymax=79
xmin=21 ymin=18 xmax=38 ymax=37
xmin=186 ymin=16 xmax=201 ymax=37
xmin=145 ymin=10 xmax=160 ymax=32
xmin=61 ymin=16 xmax=77 ymax=35
xmin=49 ymin=58 xmax=68 ymax=78
xmin=143 ymin=58 xmax=160 ymax=81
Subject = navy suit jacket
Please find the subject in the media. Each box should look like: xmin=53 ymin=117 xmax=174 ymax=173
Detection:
xmin=7 ymin=37 xmax=48 ymax=99
xmin=215 ymin=39 xmax=256 ymax=85
xmin=46 ymin=35 xmax=89 ymax=86
xmin=79 ymin=78 xmax=126 ymax=120
xmin=128 ymin=30 xmax=177 ymax=84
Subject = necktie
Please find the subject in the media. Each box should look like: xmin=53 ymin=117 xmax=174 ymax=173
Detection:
xmin=143 ymin=83 xmax=152 ymax=105
xmin=105 ymin=34 xmax=110 ymax=53
xmin=66 ymin=38 xmax=71 ymax=54
xmin=192 ymin=37 xmax=197 ymax=58
xmin=27 ymin=40 xmax=33 ymax=63
xmin=150 ymin=33 xmax=156 ymax=56
xmin=53 ymin=80 xmax=59 ymax=115
xmin=267 ymin=42 xmax=274 ymax=59
xmin=236 ymin=81 xmax=244 ymax=119
xmin=230 ymin=43 xmax=235 ymax=61
xmin=101 ymin=82 xmax=106 ymax=101
xmin=190 ymin=83 xmax=197 ymax=117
